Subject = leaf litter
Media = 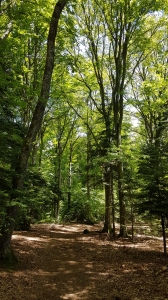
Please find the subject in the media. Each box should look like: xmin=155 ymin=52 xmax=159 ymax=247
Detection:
xmin=0 ymin=223 xmax=168 ymax=300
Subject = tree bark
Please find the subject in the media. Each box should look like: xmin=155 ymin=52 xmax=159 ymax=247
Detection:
xmin=13 ymin=0 xmax=68 ymax=191
xmin=103 ymin=164 xmax=112 ymax=233
xmin=161 ymin=213 xmax=167 ymax=255
xmin=55 ymin=139 xmax=62 ymax=218
xmin=0 ymin=206 xmax=17 ymax=261
xmin=0 ymin=0 xmax=68 ymax=260
xmin=111 ymin=167 xmax=116 ymax=236
xmin=118 ymin=161 xmax=127 ymax=237
xmin=68 ymin=143 xmax=72 ymax=211
xmin=86 ymin=108 xmax=92 ymax=221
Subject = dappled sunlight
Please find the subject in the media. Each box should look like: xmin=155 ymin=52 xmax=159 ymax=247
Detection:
xmin=61 ymin=290 xmax=89 ymax=300
xmin=48 ymin=223 xmax=94 ymax=233
xmin=50 ymin=237 xmax=76 ymax=242
xmin=12 ymin=235 xmax=46 ymax=242
xmin=1 ymin=223 xmax=168 ymax=300
xmin=68 ymin=260 xmax=78 ymax=265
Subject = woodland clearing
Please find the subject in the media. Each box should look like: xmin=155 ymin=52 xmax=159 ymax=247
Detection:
xmin=0 ymin=223 xmax=168 ymax=300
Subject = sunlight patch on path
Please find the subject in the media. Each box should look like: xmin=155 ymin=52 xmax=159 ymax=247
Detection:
xmin=12 ymin=235 xmax=49 ymax=243
xmin=61 ymin=290 xmax=88 ymax=300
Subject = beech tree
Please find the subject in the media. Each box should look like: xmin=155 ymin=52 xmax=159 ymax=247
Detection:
xmin=68 ymin=0 xmax=165 ymax=235
xmin=0 ymin=0 xmax=68 ymax=260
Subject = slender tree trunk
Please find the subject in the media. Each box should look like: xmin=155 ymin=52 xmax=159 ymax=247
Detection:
xmin=130 ymin=188 xmax=134 ymax=241
xmin=53 ymin=138 xmax=62 ymax=219
xmin=103 ymin=164 xmax=112 ymax=233
xmin=57 ymin=141 xmax=62 ymax=218
xmin=118 ymin=160 xmax=127 ymax=237
xmin=0 ymin=0 xmax=68 ymax=260
xmin=68 ymin=143 xmax=72 ymax=211
xmin=111 ymin=167 xmax=116 ymax=236
xmin=86 ymin=109 xmax=92 ymax=221
xmin=161 ymin=213 xmax=167 ymax=255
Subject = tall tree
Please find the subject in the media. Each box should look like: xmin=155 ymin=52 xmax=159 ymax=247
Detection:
xmin=71 ymin=0 xmax=163 ymax=235
xmin=0 ymin=0 xmax=68 ymax=260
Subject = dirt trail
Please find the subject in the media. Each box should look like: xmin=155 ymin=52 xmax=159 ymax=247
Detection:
xmin=0 ymin=223 xmax=168 ymax=300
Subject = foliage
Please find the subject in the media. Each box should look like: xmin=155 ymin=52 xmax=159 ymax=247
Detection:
xmin=60 ymin=186 xmax=104 ymax=223
xmin=0 ymin=0 xmax=168 ymax=255
xmin=137 ymin=142 xmax=168 ymax=217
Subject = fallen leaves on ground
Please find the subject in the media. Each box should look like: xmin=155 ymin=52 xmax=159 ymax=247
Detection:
xmin=0 ymin=223 xmax=168 ymax=300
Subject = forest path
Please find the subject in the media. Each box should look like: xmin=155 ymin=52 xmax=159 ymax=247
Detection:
xmin=0 ymin=223 xmax=168 ymax=300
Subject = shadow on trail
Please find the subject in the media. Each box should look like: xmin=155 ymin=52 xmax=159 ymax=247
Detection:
xmin=0 ymin=224 xmax=167 ymax=300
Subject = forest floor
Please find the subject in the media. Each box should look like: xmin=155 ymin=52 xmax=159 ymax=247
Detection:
xmin=0 ymin=223 xmax=168 ymax=300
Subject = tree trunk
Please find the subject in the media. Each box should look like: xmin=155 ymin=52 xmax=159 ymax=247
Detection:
xmin=130 ymin=188 xmax=134 ymax=241
xmin=103 ymin=164 xmax=112 ymax=233
xmin=86 ymin=111 xmax=92 ymax=222
xmin=111 ymin=168 xmax=116 ymax=236
xmin=0 ymin=206 xmax=17 ymax=261
xmin=161 ymin=213 xmax=167 ymax=255
xmin=68 ymin=143 xmax=72 ymax=211
xmin=118 ymin=160 xmax=127 ymax=237
xmin=13 ymin=0 xmax=68 ymax=190
xmin=0 ymin=0 xmax=68 ymax=260
xmin=56 ymin=141 xmax=62 ymax=218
